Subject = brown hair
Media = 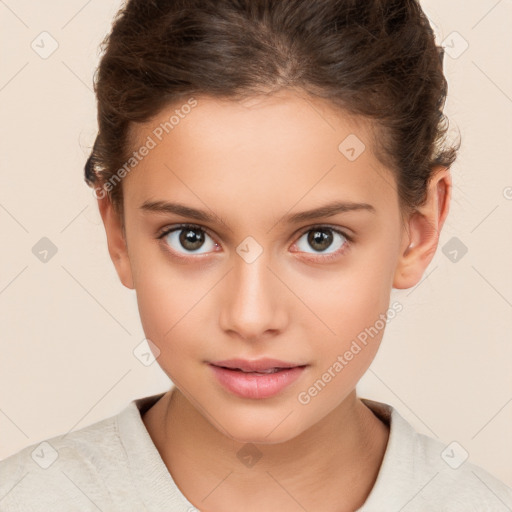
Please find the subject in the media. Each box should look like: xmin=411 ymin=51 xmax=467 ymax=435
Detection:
xmin=84 ymin=0 xmax=460 ymax=224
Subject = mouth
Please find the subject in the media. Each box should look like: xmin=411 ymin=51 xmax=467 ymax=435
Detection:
xmin=208 ymin=358 xmax=309 ymax=399
xmin=214 ymin=367 xmax=299 ymax=374
xmin=209 ymin=357 xmax=308 ymax=373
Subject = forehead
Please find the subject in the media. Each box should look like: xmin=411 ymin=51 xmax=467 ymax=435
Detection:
xmin=123 ymin=91 xmax=397 ymax=216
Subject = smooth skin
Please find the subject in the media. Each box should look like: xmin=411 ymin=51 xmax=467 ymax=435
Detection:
xmin=97 ymin=89 xmax=451 ymax=512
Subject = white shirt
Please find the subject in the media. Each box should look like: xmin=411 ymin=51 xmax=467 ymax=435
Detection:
xmin=1 ymin=385 xmax=511 ymax=511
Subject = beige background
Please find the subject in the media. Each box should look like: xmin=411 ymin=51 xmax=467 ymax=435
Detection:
xmin=1 ymin=0 xmax=511 ymax=489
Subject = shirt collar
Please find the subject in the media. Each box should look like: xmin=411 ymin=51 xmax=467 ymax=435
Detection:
xmin=118 ymin=387 xmax=420 ymax=511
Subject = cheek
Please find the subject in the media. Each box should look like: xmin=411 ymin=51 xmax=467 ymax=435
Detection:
xmin=291 ymin=247 xmax=394 ymax=374
xmin=295 ymin=255 xmax=392 ymax=338
xmin=132 ymin=262 xmax=186 ymax=347
xmin=299 ymin=273 xmax=389 ymax=407
xmin=133 ymin=261 xmax=216 ymax=366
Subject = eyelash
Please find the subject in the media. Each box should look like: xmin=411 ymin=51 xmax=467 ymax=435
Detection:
xmin=156 ymin=223 xmax=353 ymax=262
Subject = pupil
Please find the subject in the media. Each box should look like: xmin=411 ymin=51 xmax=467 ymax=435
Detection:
xmin=308 ymin=229 xmax=332 ymax=252
xmin=180 ymin=228 xmax=204 ymax=250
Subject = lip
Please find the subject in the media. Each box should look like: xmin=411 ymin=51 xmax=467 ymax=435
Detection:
xmin=208 ymin=358 xmax=308 ymax=399
xmin=209 ymin=357 xmax=306 ymax=372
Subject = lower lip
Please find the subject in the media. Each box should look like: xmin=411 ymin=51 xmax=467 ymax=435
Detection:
xmin=209 ymin=364 xmax=307 ymax=399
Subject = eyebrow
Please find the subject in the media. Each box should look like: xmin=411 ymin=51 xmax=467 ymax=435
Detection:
xmin=139 ymin=199 xmax=376 ymax=225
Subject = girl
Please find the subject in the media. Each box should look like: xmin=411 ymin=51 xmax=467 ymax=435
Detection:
xmin=1 ymin=0 xmax=511 ymax=510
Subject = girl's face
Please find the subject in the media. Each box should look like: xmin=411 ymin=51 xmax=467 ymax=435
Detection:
xmin=108 ymin=90 xmax=412 ymax=443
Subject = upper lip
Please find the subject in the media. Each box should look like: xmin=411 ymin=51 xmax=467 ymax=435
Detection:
xmin=209 ymin=358 xmax=307 ymax=372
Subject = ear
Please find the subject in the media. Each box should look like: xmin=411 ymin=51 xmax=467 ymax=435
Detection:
xmin=97 ymin=194 xmax=135 ymax=290
xmin=393 ymin=166 xmax=452 ymax=289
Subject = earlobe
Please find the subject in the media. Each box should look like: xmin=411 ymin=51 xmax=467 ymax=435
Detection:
xmin=97 ymin=195 xmax=135 ymax=290
xmin=393 ymin=166 xmax=452 ymax=290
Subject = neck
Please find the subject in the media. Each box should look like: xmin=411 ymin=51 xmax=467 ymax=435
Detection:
xmin=142 ymin=386 xmax=389 ymax=512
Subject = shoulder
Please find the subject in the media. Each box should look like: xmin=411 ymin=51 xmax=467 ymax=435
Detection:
xmin=412 ymin=431 xmax=512 ymax=510
xmin=0 ymin=411 xmax=136 ymax=512
xmin=360 ymin=398 xmax=512 ymax=511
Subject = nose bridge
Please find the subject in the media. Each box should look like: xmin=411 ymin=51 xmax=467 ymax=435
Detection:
xmin=219 ymin=244 xmax=286 ymax=339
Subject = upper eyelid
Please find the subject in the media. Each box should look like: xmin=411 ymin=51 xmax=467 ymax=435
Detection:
xmin=294 ymin=224 xmax=352 ymax=243
xmin=157 ymin=223 xmax=219 ymax=242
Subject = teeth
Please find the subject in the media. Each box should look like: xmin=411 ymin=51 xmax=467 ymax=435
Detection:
xmin=239 ymin=368 xmax=281 ymax=374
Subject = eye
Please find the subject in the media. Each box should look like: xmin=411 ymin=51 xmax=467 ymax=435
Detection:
xmin=292 ymin=225 xmax=351 ymax=261
xmin=157 ymin=224 xmax=219 ymax=257
xmin=156 ymin=223 xmax=352 ymax=262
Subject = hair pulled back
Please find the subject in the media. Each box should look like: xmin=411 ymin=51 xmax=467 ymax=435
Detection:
xmin=84 ymin=0 xmax=460 ymax=221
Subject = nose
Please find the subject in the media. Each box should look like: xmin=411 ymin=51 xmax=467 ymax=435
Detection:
xmin=218 ymin=249 xmax=288 ymax=342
